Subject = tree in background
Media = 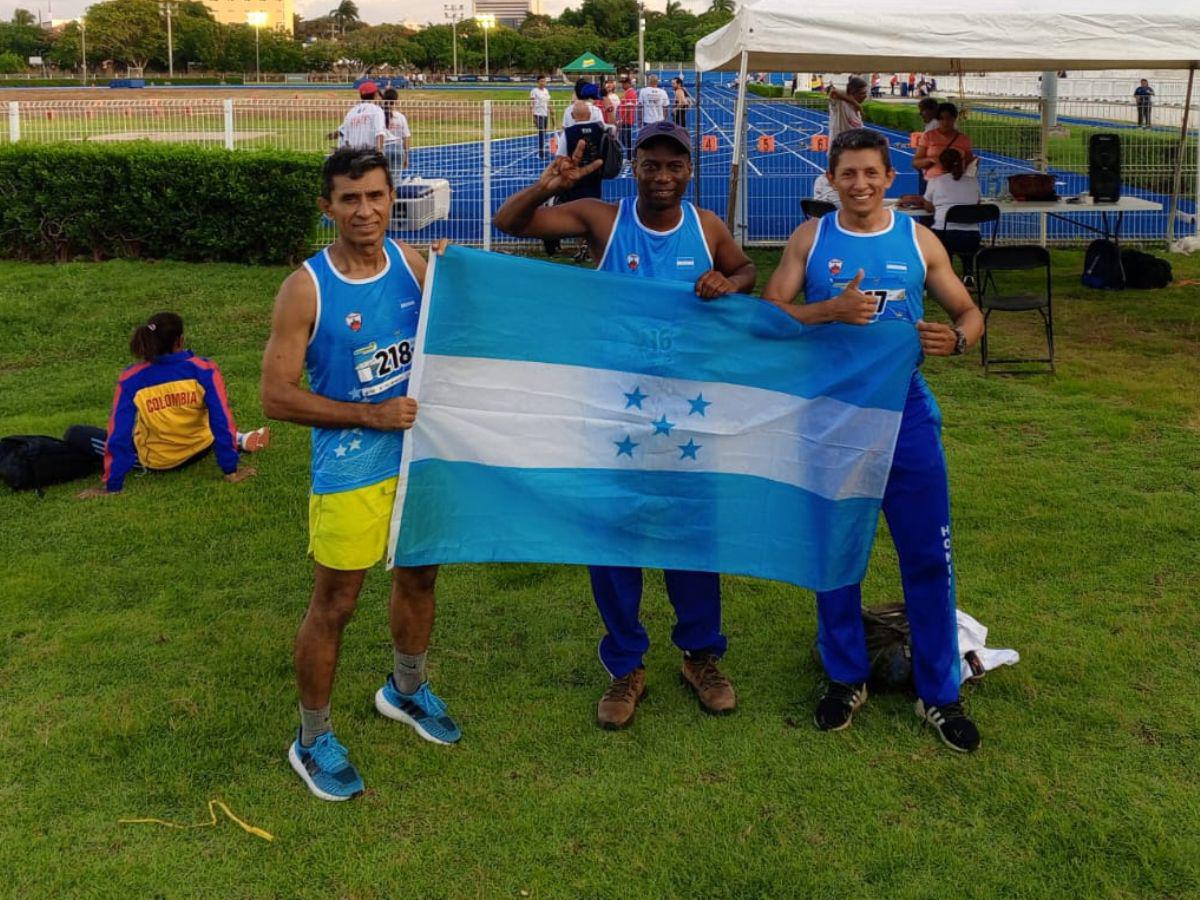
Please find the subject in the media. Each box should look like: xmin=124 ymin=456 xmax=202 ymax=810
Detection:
xmin=11 ymin=9 xmax=36 ymax=26
xmin=708 ymin=0 xmax=736 ymax=13
xmin=83 ymin=0 xmax=165 ymax=71
xmin=330 ymin=0 xmax=360 ymax=37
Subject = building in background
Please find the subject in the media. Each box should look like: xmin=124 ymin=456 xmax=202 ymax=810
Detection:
xmin=203 ymin=0 xmax=295 ymax=34
xmin=473 ymin=0 xmax=536 ymax=28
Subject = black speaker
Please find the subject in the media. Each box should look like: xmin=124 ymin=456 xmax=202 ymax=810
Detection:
xmin=1089 ymin=133 xmax=1121 ymax=203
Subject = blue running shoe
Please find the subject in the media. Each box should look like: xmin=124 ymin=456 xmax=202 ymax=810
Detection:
xmin=288 ymin=730 xmax=364 ymax=801
xmin=375 ymin=676 xmax=462 ymax=745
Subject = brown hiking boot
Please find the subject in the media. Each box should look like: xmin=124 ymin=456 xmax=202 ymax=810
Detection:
xmin=596 ymin=667 xmax=647 ymax=730
xmin=681 ymin=653 xmax=736 ymax=715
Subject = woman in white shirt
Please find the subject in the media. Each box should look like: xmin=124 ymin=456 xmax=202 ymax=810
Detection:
xmin=381 ymin=88 xmax=411 ymax=173
xmin=923 ymin=148 xmax=982 ymax=282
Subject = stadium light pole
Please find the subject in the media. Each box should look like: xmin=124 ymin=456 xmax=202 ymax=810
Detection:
xmin=161 ymin=1 xmax=174 ymax=79
xmin=475 ymin=14 xmax=495 ymax=81
xmin=637 ymin=6 xmax=645 ymax=83
xmin=247 ymin=11 xmax=268 ymax=83
xmin=444 ymin=3 xmax=465 ymax=79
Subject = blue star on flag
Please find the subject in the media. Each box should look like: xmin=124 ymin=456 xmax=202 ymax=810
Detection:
xmin=624 ymin=386 xmax=648 ymax=409
xmin=678 ymin=438 xmax=702 ymax=460
xmin=614 ymin=435 xmax=639 ymax=457
xmin=688 ymin=393 xmax=712 ymax=416
xmin=652 ymin=414 xmax=675 ymax=435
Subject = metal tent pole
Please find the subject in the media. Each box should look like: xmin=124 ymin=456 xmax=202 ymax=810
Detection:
xmin=1166 ymin=66 xmax=1196 ymax=242
xmin=693 ymin=69 xmax=702 ymax=207
xmin=725 ymin=50 xmax=749 ymax=240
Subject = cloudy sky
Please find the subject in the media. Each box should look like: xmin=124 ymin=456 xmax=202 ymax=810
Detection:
xmin=1 ymin=0 xmax=713 ymax=26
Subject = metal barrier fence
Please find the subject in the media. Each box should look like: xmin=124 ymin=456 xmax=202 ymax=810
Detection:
xmin=4 ymin=95 xmax=1197 ymax=248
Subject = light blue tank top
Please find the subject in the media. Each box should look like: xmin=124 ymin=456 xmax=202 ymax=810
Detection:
xmin=303 ymin=239 xmax=422 ymax=495
xmin=596 ymin=199 xmax=713 ymax=283
xmin=805 ymin=209 xmax=935 ymax=400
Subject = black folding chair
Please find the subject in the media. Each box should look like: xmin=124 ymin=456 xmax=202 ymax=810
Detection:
xmin=800 ymin=198 xmax=837 ymax=220
xmin=944 ymin=203 xmax=1000 ymax=289
xmin=975 ymin=245 xmax=1054 ymax=375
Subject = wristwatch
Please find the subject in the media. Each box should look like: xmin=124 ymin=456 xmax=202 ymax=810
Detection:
xmin=952 ymin=327 xmax=968 ymax=356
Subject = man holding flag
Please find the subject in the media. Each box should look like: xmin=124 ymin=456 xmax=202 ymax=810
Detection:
xmin=494 ymin=122 xmax=756 ymax=729
xmin=262 ymin=148 xmax=459 ymax=801
xmin=762 ymin=128 xmax=985 ymax=752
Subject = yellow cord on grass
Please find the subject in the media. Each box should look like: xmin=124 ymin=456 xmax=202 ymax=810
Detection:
xmin=119 ymin=800 xmax=274 ymax=842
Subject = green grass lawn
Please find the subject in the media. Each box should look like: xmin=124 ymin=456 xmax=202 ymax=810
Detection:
xmin=1 ymin=250 xmax=1199 ymax=896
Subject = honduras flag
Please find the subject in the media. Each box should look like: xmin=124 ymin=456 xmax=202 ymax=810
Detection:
xmin=388 ymin=246 xmax=919 ymax=591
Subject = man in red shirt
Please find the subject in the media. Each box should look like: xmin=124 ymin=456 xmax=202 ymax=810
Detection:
xmin=618 ymin=75 xmax=638 ymax=155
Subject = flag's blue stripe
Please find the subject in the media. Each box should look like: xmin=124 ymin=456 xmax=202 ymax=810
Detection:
xmin=426 ymin=247 xmax=918 ymax=412
xmin=394 ymin=460 xmax=879 ymax=591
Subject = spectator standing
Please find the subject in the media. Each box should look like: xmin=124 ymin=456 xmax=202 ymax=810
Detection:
xmin=890 ymin=74 xmax=898 ymax=95
xmin=923 ymin=148 xmax=982 ymax=282
xmin=918 ymin=97 xmax=940 ymax=133
xmin=381 ymin=88 xmax=411 ymax=173
xmin=619 ymin=76 xmax=638 ymax=154
xmin=1134 ymin=78 xmax=1155 ymax=129
xmin=335 ymin=81 xmax=388 ymax=152
xmin=870 ymin=72 xmax=881 ymax=97
xmin=908 ymin=72 xmax=917 ymax=95
xmin=914 ymin=102 xmax=975 ymax=181
xmin=562 ymin=81 xmax=605 ymax=127
xmin=672 ymin=76 xmax=692 ymax=128
xmin=546 ymin=99 xmax=610 ymax=260
xmin=602 ymin=79 xmax=620 ymax=126
xmin=827 ymin=75 xmax=868 ymax=141
xmin=531 ymin=75 xmax=552 ymax=158
xmin=639 ymin=75 xmax=671 ymax=126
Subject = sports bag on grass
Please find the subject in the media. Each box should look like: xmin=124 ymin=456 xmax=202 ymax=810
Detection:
xmin=1082 ymin=239 xmax=1125 ymax=290
xmin=0 ymin=434 xmax=103 ymax=494
xmin=1120 ymin=249 xmax=1173 ymax=289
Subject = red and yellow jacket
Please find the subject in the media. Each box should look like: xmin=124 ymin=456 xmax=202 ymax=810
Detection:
xmin=103 ymin=350 xmax=239 ymax=492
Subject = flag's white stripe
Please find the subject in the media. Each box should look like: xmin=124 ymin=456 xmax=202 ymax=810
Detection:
xmin=411 ymin=355 xmax=901 ymax=502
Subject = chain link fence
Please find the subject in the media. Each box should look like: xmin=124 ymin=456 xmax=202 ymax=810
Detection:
xmin=4 ymin=94 xmax=1197 ymax=248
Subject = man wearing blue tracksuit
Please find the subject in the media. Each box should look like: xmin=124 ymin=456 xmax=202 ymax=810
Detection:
xmin=763 ymin=128 xmax=986 ymax=752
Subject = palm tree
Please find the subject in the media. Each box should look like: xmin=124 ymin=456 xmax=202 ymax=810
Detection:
xmin=329 ymin=0 xmax=359 ymax=36
xmin=11 ymin=8 xmax=37 ymax=26
xmin=665 ymin=0 xmax=683 ymax=15
xmin=708 ymin=0 xmax=735 ymax=13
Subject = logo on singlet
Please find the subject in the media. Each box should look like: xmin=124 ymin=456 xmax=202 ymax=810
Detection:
xmin=627 ymin=252 xmax=640 ymax=272
xmin=346 ymin=312 xmax=362 ymax=332
xmin=828 ymin=258 xmax=844 ymax=276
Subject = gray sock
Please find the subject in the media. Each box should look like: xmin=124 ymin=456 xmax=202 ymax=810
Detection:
xmin=299 ymin=703 xmax=331 ymax=747
xmin=393 ymin=650 xmax=427 ymax=695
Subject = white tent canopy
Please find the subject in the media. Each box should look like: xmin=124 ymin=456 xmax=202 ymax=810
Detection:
xmin=696 ymin=0 xmax=1200 ymax=241
xmin=694 ymin=0 xmax=1200 ymax=74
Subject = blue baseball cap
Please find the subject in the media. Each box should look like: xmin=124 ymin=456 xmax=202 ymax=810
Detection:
xmin=580 ymin=82 xmax=601 ymax=100
xmin=634 ymin=121 xmax=692 ymax=156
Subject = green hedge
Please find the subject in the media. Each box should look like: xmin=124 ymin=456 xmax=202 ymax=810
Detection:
xmin=747 ymin=82 xmax=783 ymax=99
xmin=861 ymin=100 xmax=924 ymax=134
xmin=0 ymin=144 xmax=321 ymax=264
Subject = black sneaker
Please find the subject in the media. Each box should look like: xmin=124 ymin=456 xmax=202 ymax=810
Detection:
xmin=915 ymin=699 xmax=981 ymax=753
xmin=814 ymin=680 xmax=867 ymax=731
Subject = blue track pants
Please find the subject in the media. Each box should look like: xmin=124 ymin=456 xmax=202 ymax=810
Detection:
xmin=815 ymin=375 xmax=962 ymax=705
xmin=588 ymin=566 xmax=726 ymax=677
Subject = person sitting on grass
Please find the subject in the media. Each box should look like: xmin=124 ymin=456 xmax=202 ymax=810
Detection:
xmin=77 ymin=311 xmax=267 ymax=499
xmin=922 ymin=148 xmax=983 ymax=284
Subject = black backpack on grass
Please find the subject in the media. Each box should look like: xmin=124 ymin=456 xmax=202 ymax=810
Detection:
xmin=1082 ymin=239 xmax=1125 ymax=290
xmin=1120 ymin=249 xmax=1173 ymax=290
xmin=0 ymin=434 xmax=103 ymax=495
